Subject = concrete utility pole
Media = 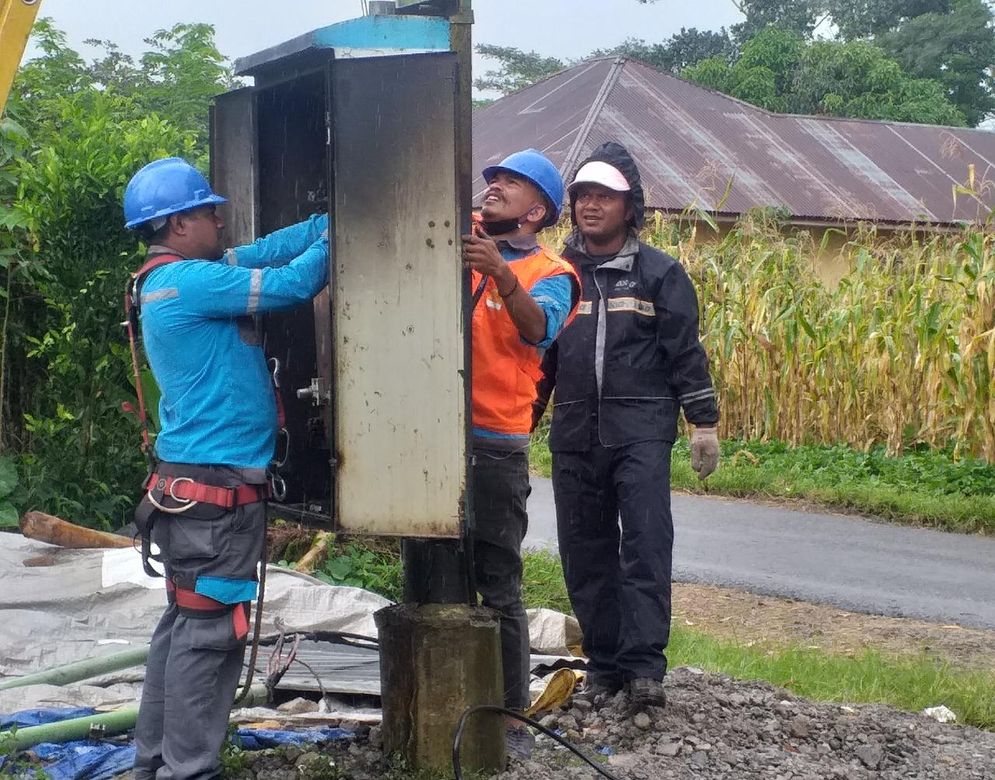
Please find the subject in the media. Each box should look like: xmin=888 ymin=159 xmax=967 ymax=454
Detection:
xmin=374 ymin=1 xmax=506 ymax=774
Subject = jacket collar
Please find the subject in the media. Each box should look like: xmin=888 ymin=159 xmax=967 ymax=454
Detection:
xmin=565 ymin=229 xmax=639 ymax=272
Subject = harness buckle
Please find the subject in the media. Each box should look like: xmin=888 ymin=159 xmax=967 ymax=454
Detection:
xmin=147 ymin=476 xmax=199 ymax=514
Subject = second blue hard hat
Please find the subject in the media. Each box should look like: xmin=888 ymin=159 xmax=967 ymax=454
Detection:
xmin=482 ymin=149 xmax=564 ymax=228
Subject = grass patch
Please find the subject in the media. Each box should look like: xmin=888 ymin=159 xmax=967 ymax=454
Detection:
xmin=283 ymin=540 xmax=995 ymax=731
xmin=522 ymin=549 xmax=573 ymax=613
xmin=295 ymin=541 xmax=569 ymax=614
xmin=523 ymin=551 xmax=995 ymax=730
xmin=669 ymin=626 xmax=995 ymax=730
xmin=530 ymin=434 xmax=995 ymax=534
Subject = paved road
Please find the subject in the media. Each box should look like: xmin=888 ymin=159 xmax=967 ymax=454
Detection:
xmin=524 ymin=477 xmax=995 ymax=630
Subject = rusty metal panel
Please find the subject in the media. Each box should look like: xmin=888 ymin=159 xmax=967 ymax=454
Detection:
xmin=471 ymin=57 xmax=995 ymax=226
xmin=210 ymin=87 xmax=257 ymax=247
xmin=331 ymin=52 xmax=463 ymax=538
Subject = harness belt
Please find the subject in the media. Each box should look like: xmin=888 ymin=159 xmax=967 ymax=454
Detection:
xmin=166 ymin=580 xmax=250 ymax=640
xmin=145 ymin=473 xmax=270 ymax=512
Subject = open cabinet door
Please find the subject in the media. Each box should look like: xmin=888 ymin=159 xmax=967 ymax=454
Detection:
xmin=210 ymin=87 xmax=258 ymax=247
xmin=330 ymin=52 xmax=465 ymax=538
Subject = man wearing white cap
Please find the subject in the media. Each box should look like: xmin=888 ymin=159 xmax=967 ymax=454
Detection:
xmin=534 ymin=141 xmax=719 ymax=709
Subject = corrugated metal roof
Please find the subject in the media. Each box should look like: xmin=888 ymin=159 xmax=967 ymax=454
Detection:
xmin=472 ymin=58 xmax=995 ymax=226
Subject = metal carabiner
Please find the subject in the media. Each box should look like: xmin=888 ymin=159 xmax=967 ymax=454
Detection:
xmin=269 ymin=472 xmax=287 ymax=502
xmin=268 ymin=357 xmax=282 ymax=389
xmin=273 ymin=428 xmax=291 ymax=469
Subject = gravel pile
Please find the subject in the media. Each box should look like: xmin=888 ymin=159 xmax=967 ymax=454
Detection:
xmin=235 ymin=667 xmax=995 ymax=779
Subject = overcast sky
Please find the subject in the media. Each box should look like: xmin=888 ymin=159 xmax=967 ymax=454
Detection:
xmin=29 ymin=0 xmax=744 ymax=94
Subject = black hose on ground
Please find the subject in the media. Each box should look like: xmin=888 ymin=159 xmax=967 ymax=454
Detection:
xmin=452 ymin=704 xmax=623 ymax=780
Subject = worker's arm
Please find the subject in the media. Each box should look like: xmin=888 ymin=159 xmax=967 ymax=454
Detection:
xmin=532 ymin=339 xmax=558 ymax=431
xmin=527 ymin=274 xmax=575 ymax=348
xmin=462 ymin=232 xmax=546 ymax=344
xmin=177 ymin=236 xmax=329 ymax=317
xmin=656 ymin=264 xmax=719 ymax=478
xmin=655 ymin=264 xmax=718 ymax=426
xmin=225 ymin=213 xmax=329 ymax=269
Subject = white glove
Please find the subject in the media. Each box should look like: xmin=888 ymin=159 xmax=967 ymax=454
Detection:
xmin=690 ymin=426 xmax=719 ymax=480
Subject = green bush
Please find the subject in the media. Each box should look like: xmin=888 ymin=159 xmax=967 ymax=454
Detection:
xmin=0 ymin=22 xmax=231 ymax=529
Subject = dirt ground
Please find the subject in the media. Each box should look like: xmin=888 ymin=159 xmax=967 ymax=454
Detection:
xmin=673 ymin=581 xmax=995 ymax=671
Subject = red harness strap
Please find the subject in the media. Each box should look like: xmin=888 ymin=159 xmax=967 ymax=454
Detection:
xmin=166 ymin=580 xmax=250 ymax=640
xmin=145 ymin=473 xmax=269 ymax=509
xmin=123 ymin=254 xmax=187 ymax=461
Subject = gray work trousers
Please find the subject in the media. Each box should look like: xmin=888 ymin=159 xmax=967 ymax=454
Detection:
xmin=471 ymin=447 xmax=531 ymax=711
xmin=134 ymin=464 xmax=266 ymax=780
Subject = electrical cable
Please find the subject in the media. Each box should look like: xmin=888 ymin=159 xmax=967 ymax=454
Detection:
xmin=452 ymin=705 xmax=623 ymax=780
xmin=256 ymin=630 xmax=379 ymax=651
xmin=233 ymin=532 xmax=268 ymax=705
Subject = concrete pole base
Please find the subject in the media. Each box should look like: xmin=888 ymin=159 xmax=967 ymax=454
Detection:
xmin=375 ymin=603 xmax=505 ymax=774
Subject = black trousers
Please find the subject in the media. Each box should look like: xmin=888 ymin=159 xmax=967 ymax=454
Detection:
xmin=553 ymin=439 xmax=674 ymax=684
xmin=471 ymin=447 xmax=531 ymax=711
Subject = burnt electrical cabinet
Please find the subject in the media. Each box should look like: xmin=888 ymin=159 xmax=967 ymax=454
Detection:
xmin=211 ymin=32 xmax=465 ymax=539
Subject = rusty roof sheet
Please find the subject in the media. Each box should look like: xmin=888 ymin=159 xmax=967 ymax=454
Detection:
xmin=472 ymin=58 xmax=995 ymax=226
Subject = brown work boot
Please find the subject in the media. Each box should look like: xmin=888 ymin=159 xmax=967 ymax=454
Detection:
xmin=628 ymin=677 xmax=667 ymax=709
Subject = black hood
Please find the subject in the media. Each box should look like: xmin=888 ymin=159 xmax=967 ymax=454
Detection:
xmin=569 ymin=141 xmax=645 ymax=230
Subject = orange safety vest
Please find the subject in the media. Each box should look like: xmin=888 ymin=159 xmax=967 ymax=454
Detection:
xmin=471 ymin=245 xmax=579 ymax=436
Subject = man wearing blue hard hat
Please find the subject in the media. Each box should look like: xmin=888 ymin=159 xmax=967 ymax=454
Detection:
xmin=122 ymin=157 xmax=329 ymax=780
xmin=462 ymin=148 xmax=579 ymax=759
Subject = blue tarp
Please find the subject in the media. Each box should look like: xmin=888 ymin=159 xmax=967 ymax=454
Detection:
xmin=0 ymin=708 xmax=97 ymax=730
xmin=31 ymin=741 xmax=135 ymax=780
xmin=0 ymin=708 xmax=353 ymax=780
xmin=234 ymin=726 xmax=353 ymax=750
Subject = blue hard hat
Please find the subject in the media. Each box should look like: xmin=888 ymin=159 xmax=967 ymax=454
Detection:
xmin=482 ymin=149 xmax=564 ymax=228
xmin=123 ymin=157 xmax=227 ymax=229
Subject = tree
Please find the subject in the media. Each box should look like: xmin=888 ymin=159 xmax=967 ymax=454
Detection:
xmin=683 ymin=27 xmax=805 ymax=112
xmin=793 ymin=39 xmax=966 ymax=124
xmin=11 ymin=20 xmax=232 ymax=160
xmin=683 ymin=27 xmax=966 ymax=125
xmin=731 ymin=0 xmax=825 ymax=43
xmin=823 ymin=0 xmax=951 ymax=38
xmin=594 ymin=28 xmax=735 ymax=73
xmin=875 ymin=0 xmax=995 ymax=126
xmin=474 ymin=45 xmax=564 ymax=95
xmin=3 ymin=21 xmax=228 ymax=526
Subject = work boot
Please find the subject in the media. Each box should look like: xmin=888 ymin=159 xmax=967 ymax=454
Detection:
xmin=628 ymin=677 xmax=667 ymax=709
xmin=572 ymin=675 xmax=622 ymax=706
xmin=505 ymin=725 xmax=536 ymax=760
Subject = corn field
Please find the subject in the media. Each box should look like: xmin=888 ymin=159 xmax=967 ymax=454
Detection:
xmin=551 ymin=215 xmax=995 ymax=461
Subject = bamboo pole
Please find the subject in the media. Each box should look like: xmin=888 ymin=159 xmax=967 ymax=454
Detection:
xmin=0 ymin=684 xmax=269 ymax=751
xmin=292 ymin=530 xmax=333 ymax=575
xmin=0 ymin=646 xmax=150 ymax=691
xmin=20 ymin=511 xmax=134 ymax=549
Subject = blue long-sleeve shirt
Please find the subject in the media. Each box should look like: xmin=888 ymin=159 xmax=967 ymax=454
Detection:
xmin=139 ymin=214 xmax=329 ymax=469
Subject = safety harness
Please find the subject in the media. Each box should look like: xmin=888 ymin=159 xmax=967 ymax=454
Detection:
xmin=123 ymin=251 xmax=288 ymax=520
xmin=123 ymin=253 xmax=277 ymax=660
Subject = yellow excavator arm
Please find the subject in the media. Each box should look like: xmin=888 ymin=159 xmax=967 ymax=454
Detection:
xmin=0 ymin=0 xmax=42 ymax=116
